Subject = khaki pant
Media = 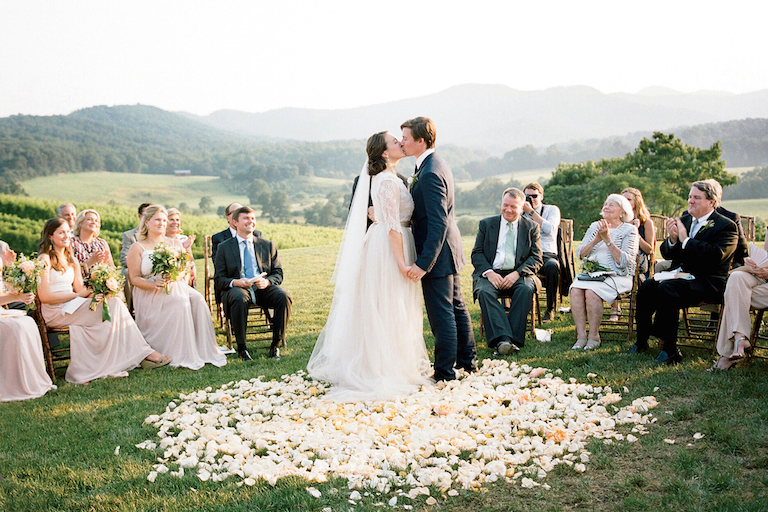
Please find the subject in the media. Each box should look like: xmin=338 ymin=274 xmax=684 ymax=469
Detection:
xmin=716 ymin=268 xmax=768 ymax=357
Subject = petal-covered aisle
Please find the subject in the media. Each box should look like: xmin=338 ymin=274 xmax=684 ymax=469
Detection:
xmin=138 ymin=359 xmax=658 ymax=498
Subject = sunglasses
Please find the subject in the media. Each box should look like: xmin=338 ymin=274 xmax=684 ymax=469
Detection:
xmin=526 ymin=194 xmax=539 ymax=198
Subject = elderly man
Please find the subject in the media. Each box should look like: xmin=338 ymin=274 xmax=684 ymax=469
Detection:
xmin=472 ymin=187 xmax=542 ymax=355
xmin=630 ymin=180 xmax=739 ymax=365
xmin=56 ymin=203 xmax=77 ymax=229
xmin=522 ymin=182 xmax=561 ymax=321
xmin=211 ymin=202 xmax=243 ymax=259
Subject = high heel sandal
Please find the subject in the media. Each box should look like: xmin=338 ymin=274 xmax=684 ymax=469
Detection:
xmin=732 ymin=338 xmax=752 ymax=359
xmin=709 ymin=355 xmax=742 ymax=371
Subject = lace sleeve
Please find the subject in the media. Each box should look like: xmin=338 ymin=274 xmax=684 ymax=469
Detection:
xmin=376 ymin=179 xmax=403 ymax=234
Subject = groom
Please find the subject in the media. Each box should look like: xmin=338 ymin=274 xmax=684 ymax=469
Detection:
xmin=402 ymin=117 xmax=476 ymax=381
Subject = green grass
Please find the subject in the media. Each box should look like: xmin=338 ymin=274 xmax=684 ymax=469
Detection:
xmin=721 ymin=198 xmax=768 ymax=222
xmin=2 ymin=235 xmax=768 ymax=511
xmin=22 ymin=171 xmax=248 ymax=211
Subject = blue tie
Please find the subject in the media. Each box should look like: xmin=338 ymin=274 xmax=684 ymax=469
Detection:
xmin=242 ymin=240 xmax=256 ymax=278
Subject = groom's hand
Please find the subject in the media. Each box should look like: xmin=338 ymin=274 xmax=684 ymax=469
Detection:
xmin=500 ymin=271 xmax=520 ymax=289
xmin=407 ymin=265 xmax=426 ymax=281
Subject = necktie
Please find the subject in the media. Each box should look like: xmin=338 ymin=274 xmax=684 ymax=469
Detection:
xmin=242 ymin=240 xmax=256 ymax=278
xmin=689 ymin=218 xmax=700 ymax=239
xmin=242 ymin=240 xmax=257 ymax=303
xmin=503 ymin=221 xmax=517 ymax=269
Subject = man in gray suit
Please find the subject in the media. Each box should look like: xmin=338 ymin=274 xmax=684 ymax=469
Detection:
xmin=472 ymin=188 xmax=543 ymax=354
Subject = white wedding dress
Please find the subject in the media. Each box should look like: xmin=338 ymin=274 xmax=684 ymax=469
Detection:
xmin=307 ymin=168 xmax=431 ymax=400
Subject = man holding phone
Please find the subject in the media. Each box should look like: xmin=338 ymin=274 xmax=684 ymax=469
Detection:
xmin=522 ymin=182 xmax=561 ymax=321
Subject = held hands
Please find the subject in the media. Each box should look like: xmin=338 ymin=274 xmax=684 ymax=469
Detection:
xmin=10 ymin=291 xmax=35 ymax=305
xmin=87 ymin=249 xmax=110 ymax=266
xmin=597 ymin=219 xmax=612 ymax=242
xmin=406 ymin=265 xmax=426 ymax=281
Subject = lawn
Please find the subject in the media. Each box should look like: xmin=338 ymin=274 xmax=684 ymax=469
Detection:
xmin=1 ymin=238 xmax=767 ymax=512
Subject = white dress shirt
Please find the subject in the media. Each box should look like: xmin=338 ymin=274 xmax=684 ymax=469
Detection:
xmin=482 ymin=217 xmax=520 ymax=276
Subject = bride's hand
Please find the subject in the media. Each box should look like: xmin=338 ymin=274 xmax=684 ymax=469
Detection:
xmin=400 ymin=265 xmax=411 ymax=279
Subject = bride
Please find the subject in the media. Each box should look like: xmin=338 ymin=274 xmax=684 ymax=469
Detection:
xmin=307 ymin=131 xmax=431 ymax=400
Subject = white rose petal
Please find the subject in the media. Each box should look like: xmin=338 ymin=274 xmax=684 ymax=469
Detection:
xmin=693 ymin=432 xmax=705 ymax=440
xmin=664 ymin=438 xmax=676 ymax=444
xmin=306 ymin=487 xmax=322 ymax=498
xmin=114 ymin=446 xmax=120 ymax=456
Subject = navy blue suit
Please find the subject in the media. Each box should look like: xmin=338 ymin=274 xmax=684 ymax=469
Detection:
xmin=410 ymin=152 xmax=476 ymax=380
xmin=635 ymin=210 xmax=738 ymax=353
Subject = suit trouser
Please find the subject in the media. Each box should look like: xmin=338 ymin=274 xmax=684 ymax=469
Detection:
xmin=422 ymin=274 xmax=476 ymax=381
xmin=540 ymin=253 xmax=560 ymax=311
xmin=475 ymin=275 xmax=535 ymax=347
xmin=635 ymin=278 xmax=722 ymax=352
xmin=223 ymin=285 xmax=292 ymax=352
xmin=716 ymin=269 xmax=768 ymax=357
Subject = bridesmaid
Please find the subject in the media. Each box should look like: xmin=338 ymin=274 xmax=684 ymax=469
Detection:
xmin=71 ymin=209 xmax=114 ymax=280
xmin=0 ymin=243 xmax=56 ymax=402
xmin=127 ymin=205 xmax=226 ymax=370
xmin=165 ymin=207 xmax=197 ymax=287
xmin=37 ymin=218 xmax=171 ymax=384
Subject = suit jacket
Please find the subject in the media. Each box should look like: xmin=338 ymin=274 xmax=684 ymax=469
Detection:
xmin=410 ymin=153 xmax=463 ymax=277
xmin=661 ymin=210 xmax=738 ymax=291
xmin=211 ymin=227 xmax=234 ymax=260
xmin=120 ymin=228 xmax=138 ymax=272
xmin=214 ymin=235 xmax=284 ymax=297
xmin=716 ymin=206 xmax=748 ymax=266
xmin=471 ymin=215 xmax=543 ymax=295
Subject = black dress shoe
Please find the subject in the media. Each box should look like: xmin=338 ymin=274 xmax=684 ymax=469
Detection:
xmin=656 ymin=349 xmax=683 ymax=365
xmin=543 ymin=309 xmax=556 ymax=322
xmin=269 ymin=347 xmax=281 ymax=359
xmin=238 ymin=349 xmax=253 ymax=361
xmin=628 ymin=343 xmax=649 ymax=354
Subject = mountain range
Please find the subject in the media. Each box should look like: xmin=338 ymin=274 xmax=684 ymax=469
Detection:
xmin=190 ymin=84 xmax=768 ymax=153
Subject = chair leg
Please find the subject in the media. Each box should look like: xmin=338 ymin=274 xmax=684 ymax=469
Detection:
xmin=224 ymin=316 xmax=233 ymax=350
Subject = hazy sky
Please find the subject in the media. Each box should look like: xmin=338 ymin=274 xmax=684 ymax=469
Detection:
xmin=1 ymin=0 xmax=766 ymax=117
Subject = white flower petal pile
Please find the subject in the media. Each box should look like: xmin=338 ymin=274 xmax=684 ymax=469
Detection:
xmin=139 ymin=359 xmax=658 ymax=493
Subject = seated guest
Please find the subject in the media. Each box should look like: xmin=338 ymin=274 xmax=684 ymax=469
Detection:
xmin=37 ymin=218 xmax=170 ymax=384
xmin=166 ymin=207 xmax=197 ymax=287
xmin=1 ymin=247 xmax=56 ymax=402
xmin=630 ymin=180 xmax=739 ymax=364
xmin=71 ymin=209 xmax=114 ymax=280
xmin=570 ymin=194 xmax=639 ymax=351
xmin=713 ymin=229 xmax=768 ymax=370
xmin=211 ymin=202 xmax=243 ymax=259
xmin=522 ymin=182 xmax=561 ymax=321
xmin=609 ymin=188 xmax=656 ymax=321
xmin=215 ymin=206 xmax=291 ymax=360
xmin=120 ymin=202 xmax=151 ymax=312
xmin=655 ymin=179 xmax=748 ymax=273
xmin=57 ymin=203 xmax=77 ymax=230
xmin=472 ymin=188 xmax=542 ymax=355
xmin=0 ymin=241 xmax=25 ymax=310
xmin=128 ymin=205 xmax=226 ymax=370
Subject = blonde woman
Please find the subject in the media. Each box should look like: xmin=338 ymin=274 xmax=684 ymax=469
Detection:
xmin=128 ymin=205 xmax=226 ymax=370
xmin=71 ymin=209 xmax=114 ymax=280
xmin=165 ymin=207 xmax=196 ymax=287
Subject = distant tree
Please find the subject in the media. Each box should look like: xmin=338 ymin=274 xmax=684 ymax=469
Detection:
xmin=547 ymin=132 xmax=736 ymax=234
xmin=723 ymin=166 xmax=768 ymax=200
xmin=198 ymin=195 xmax=213 ymax=212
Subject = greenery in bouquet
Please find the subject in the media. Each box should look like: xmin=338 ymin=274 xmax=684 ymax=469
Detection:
xmin=149 ymin=242 xmax=189 ymax=294
xmin=2 ymin=253 xmax=45 ymax=310
xmin=582 ymin=257 xmax=612 ymax=274
xmin=87 ymin=263 xmax=124 ymax=322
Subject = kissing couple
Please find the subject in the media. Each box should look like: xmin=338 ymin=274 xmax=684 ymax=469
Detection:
xmin=307 ymin=116 xmax=477 ymax=400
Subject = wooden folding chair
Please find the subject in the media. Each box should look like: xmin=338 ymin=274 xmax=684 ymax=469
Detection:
xmin=478 ymin=286 xmax=541 ymax=342
xmin=599 ymin=269 xmax=641 ymax=347
xmin=204 ymin=235 xmax=223 ymax=328
xmin=32 ymin=298 xmax=70 ymax=381
xmin=223 ymin=304 xmax=276 ymax=350
xmin=748 ymin=307 xmax=768 ymax=360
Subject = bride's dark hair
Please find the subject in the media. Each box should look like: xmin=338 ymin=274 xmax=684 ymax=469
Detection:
xmin=366 ymin=131 xmax=388 ymax=176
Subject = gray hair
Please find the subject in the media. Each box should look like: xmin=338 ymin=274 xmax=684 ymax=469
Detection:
xmin=502 ymin=187 xmax=525 ymax=203
xmin=605 ymin=193 xmax=634 ymax=223
xmin=56 ymin=203 xmax=76 ymax=216
xmin=695 ymin=179 xmax=722 ymax=207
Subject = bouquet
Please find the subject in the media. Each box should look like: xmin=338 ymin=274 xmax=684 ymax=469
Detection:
xmin=149 ymin=242 xmax=189 ymax=294
xmin=2 ymin=253 xmax=45 ymax=310
xmin=87 ymin=263 xmax=125 ymax=322
xmin=582 ymin=258 xmax=612 ymax=274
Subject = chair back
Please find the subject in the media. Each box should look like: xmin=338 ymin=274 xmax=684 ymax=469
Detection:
xmin=739 ymin=215 xmax=756 ymax=242
xmin=650 ymin=214 xmax=668 ymax=241
xmin=32 ymin=297 xmax=70 ymax=381
xmin=203 ymin=235 xmax=220 ymax=325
